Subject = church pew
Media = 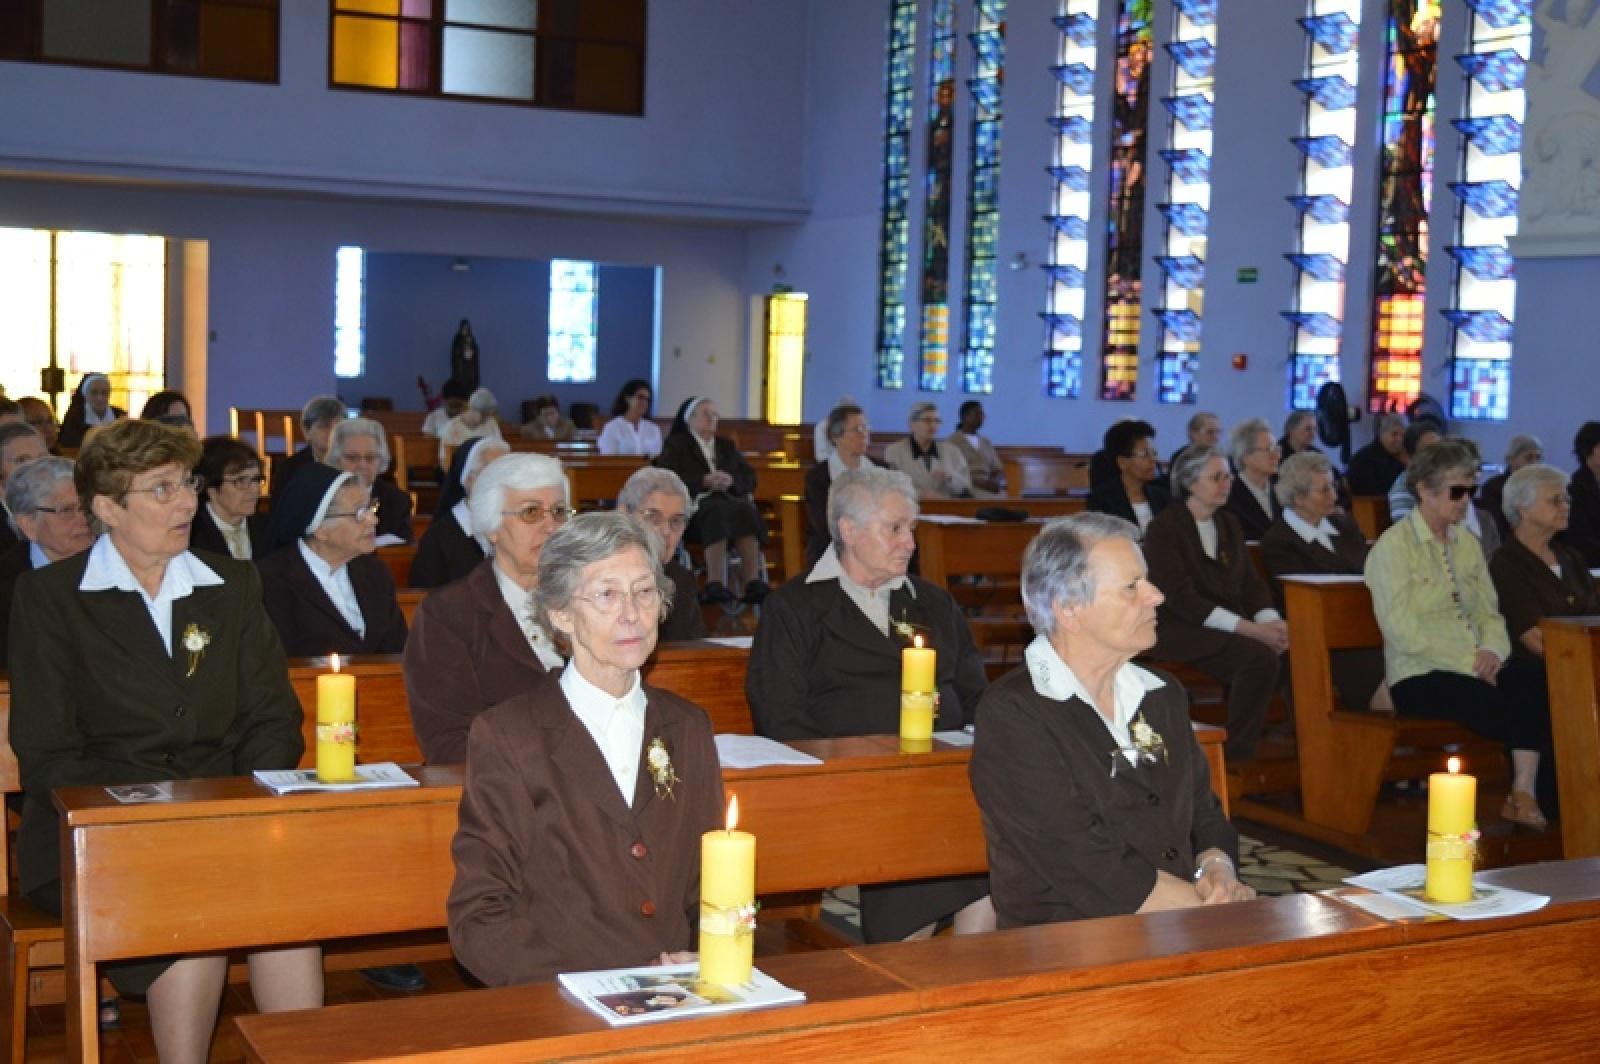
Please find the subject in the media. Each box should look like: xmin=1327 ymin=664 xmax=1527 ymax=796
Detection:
xmin=1348 ymin=494 xmax=1392 ymax=541
xmin=397 ymin=588 xmax=425 ymax=626
xmin=377 ymin=544 xmax=417 ymax=587
xmin=1540 ymin=617 xmax=1600 ymax=859
xmin=229 ymin=407 xmax=298 ymax=463
xmin=565 ymin=457 xmax=649 ymax=507
xmin=234 ymin=861 xmax=1600 ymax=1062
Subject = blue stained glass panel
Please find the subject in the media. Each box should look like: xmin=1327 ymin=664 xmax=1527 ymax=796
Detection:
xmin=1043 ymin=263 xmax=1087 ymax=287
xmin=971 ymin=28 xmax=1003 ymax=66
xmin=1453 ymin=115 xmax=1522 ymax=155
xmin=1047 ymin=165 xmax=1091 ymax=191
xmin=1293 ymin=75 xmax=1357 ymax=111
xmin=1172 ymin=0 xmax=1217 ymax=25
xmin=1042 ymin=312 xmax=1083 ymax=340
xmin=1048 ymin=214 xmax=1088 ymax=239
xmin=1446 ymin=244 xmax=1515 ymax=280
xmin=1161 ymin=93 xmax=1214 ymax=131
xmin=1159 ymin=148 xmax=1211 ymax=184
xmin=1044 ymin=351 xmax=1082 ymax=399
xmin=1048 ymin=114 xmax=1094 ymax=142
xmin=1286 ymin=252 xmax=1346 ymax=282
xmin=1441 ymin=309 xmax=1514 ymax=342
xmin=1052 ymin=63 xmax=1095 ymax=94
xmin=1158 ymin=201 xmax=1210 ymax=235
xmin=1154 ymin=308 xmax=1203 ymax=341
xmin=1451 ymin=358 xmax=1511 ymax=420
xmin=1282 ymin=311 xmax=1343 ymax=339
xmin=1456 ymin=49 xmax=1526 ymax=92
xmin=1052 ymin=12 xmax=1096 ymax=47
xmin=970 ymin=78 xmax=1001 ymax=111
xmin=1287 ymin=194 xmax=1350 ymax=225
xmin=1299 ymin=12 xmax=1358 ymax=55
xmin=1451 ymin=179 xmax=1519 ymax=218
xmin=1463 ymin=0 xmax=1531 ymax=29
xmin=1166 ymin=38 xmax=1215 ymax=79
xmin=1292 ymin=135 xmax=1353 ymax=168
xmin=1155 ymin=255 xmax=1205 ymax=289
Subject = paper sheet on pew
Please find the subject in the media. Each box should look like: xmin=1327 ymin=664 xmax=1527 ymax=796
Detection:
xmin=1338 ymin=865 xmax=1549 ymax=921
xmin=700 ymin=635 xmax=754 ymax=649
xmin=559 ymin=963 xmax=805 ymax=1027
xmin=252 ymin=763 xmax=420 ymax=794
xmin=1278 ymin=573 xmax=1366 ymax=584
xmin=713 ymin=734 xmax=822 ymax=769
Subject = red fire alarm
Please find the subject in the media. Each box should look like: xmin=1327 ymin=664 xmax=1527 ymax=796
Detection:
xmin=1231 ymin=353 xmax=1248 ymax=371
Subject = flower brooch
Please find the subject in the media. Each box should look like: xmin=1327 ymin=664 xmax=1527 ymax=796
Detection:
xmin=182 ymin=624 xmax=210 ymax=679
xmin=647 ymin=737 xmax=679 ymax=800
xmin=1111 ymin=712 xmax=1168 ymax=777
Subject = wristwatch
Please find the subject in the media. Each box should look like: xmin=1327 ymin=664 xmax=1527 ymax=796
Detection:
xmin=1193 ymin=854 xmax=1234 ymax=882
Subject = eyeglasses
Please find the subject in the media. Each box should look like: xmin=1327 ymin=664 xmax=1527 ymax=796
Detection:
xmin=573 ymin=585 xmax=664 ymax=615
xmin=843 ymin=424 xmax=871 ymax=437
xmin=124 ymin=473 xmax=205 ymax=504
xmin=635 ymin=508 xmax=690 ymax=532
xmin=1205 ymin=470 xmax=1235 ymax=483
xmin=325 ymin=500 xmax=380 ymax=522
xmin=915 ymin=417 xmax=943 ymax=425
xmin=33 ymin=503 xmax=84 ymax=518
xmin=223 ymin=472 xmax=266 ymax=488
xmin=504 ymin=503 xmax=576 ymax=525
xmin=1128 ymin=449 xmax=1159 ymax=461
xmin=1446 ymin=484 xmax=1475 ymax=501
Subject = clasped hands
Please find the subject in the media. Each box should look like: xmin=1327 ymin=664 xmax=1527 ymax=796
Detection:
xmin=701 ymin=470 xmax=734 ymax=492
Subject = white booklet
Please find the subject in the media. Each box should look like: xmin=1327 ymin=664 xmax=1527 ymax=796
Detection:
xmin=558 ymin=963 xmax=805 ymax=1027
xmin=252 ymin=762 xmax=419 ymax=794
xmin=1340 ymin=864 xmax=1550 ymax=921
xmin=713 ymin=734 xmax=822 ymax=769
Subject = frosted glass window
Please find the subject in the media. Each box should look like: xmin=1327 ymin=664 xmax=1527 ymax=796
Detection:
xmin=335 ymin=247 xmax=367 ymax=380
xmin=442 ymin=27 xmax=535 ymax=99
xmin=0 ymin=229 xmax=53 ymax=406
xmin=548 ymin=260 xmax=598 ymax=384
xmin=445 ymin=0 xmax=535 ymax=30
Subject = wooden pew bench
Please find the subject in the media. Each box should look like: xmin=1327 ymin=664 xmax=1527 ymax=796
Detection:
xmin=1540 ymin=616 xmax=1600 ymax=859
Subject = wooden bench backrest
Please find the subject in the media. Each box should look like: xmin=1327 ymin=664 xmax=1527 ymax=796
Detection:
xmin=1541 ymin=618 xmax=1600 ymax=859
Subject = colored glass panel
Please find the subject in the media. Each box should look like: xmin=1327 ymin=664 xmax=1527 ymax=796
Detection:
xmin=1099 ymin=0 xmax=1153 ymax=402
xmin=875 ymin=0 xmax=918 ymax=389
xmin=961 ymin=0 xmax=1006 ymax=394
xmin=1043 ymin=0 xmax=1099 ymax=399
xmin=917 ymin=0 xmax=958 ymax=392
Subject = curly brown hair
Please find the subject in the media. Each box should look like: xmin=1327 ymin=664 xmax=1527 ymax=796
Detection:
xmin=75 ymin=418 xmax=203 ymax=507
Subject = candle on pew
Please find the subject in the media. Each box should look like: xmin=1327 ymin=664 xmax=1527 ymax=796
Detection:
xmin=1424 ymin=757 xmax=1477 ymax=904
xmin=316 ymin=654 xmax=358 ymax=783
xmin=699 ymin=794 xmax=756 ymax=987
xmin=900 ymin=634 xmax=936 ymax=748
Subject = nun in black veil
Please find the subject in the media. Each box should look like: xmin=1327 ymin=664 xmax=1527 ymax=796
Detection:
xmin=409 ymin=436 xmax=511 ymax=588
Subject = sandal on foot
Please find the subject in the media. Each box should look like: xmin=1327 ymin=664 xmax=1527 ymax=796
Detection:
xmin=1501 ymin=790 xmax=1549 ymax=831
xmin=98 ymin=996 xmax=120 ymax=1030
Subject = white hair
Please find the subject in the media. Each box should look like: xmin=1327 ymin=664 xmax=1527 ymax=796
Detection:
xmin=467 ymin=452 xmax=568 ymax=539
xmin=326 ymin=417 xmax=391 ymax=474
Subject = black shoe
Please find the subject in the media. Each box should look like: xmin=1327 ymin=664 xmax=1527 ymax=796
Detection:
xmin=742 ymin=579 xmax=770 ymax=605
xmin=701 ymin=581 xmax=737 ymax=606
xmin=360 ymin=964 xmax=428 ymax=992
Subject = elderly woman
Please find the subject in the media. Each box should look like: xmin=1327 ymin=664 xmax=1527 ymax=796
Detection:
xmin=1087 ymin=420 xmax=1168 ymax=534
xmin=404 ymin=453 xmax=570 ymax=763
xmin=9 ymin=420 xmax=317 ymax=1060
xmin=1278 ymin=410 xmax=1319 ymax=459
xmin=971 ymin=514 xmax=1253 ymax=928
xmin=0 ymin=423 xmax=48 ymax=555
xmin=190 ymin=436 xmax=269 ymax=561
xmin=448 ymin=513 xmax=723 ymax=986
xmin=1168 ymin=410 xmax=1221 ymax=472
xmin=1345 ymin=412 xmax=1407 ymax=496
xmin=619 ymin=465 xmax=707 ymax=641
xmin=749 ymin=466 xmax=993 ymax=942
xmin=257 ymin=464 xmax=407 ymax=657
xmin=883 ymin=402 xmax=971 ymax=499
xmin=18 ymin=396 xmax=60 ymax=453
xmin=409 ymin=437 xmax=510 ymax=589
xmin=438 ymin=387 xmax=504 ymax=469
xmin=803 ymin=403 xmax=878 ymax=568
xmin=1143 ymin=447 xmax=1286 ymax=764
xmin=1478 ymin=434 xmax=1542 ymax=540
xmin=1259 ymin=452 xmax=1390 ymax=712
xmin=0 ymin=457 xmax=93 ymax=666
xmin=1225 ymin=417 xmax=1281 ymax=540
xmin=57 ymin=372 xmax=126 ymax=449
xmin=1366 ymin=440 xmax=1553 ymax=830
xmin=270 ymin=394 xmax=345 ymax=500
xmin=1561 ymin=421 xmax=1600 ymax=566
xmin=327 ymin=416 xmax=414 ymax=544
xmin=657 ymin=397 xmax=767 ymax=606
xmin=598 ymin=378 xmax=662 ymax=457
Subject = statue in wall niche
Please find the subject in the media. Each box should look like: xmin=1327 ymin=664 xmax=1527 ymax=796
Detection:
xmin=1522 ymin=1 xmax=1600 ymax=234
xmin=450 ymin=318 xmax=481 ymax=394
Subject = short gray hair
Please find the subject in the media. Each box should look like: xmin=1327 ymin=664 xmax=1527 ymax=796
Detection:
xmin=6 ymin=456 xmax=75 ymax=524
xmin=1373 ymin=412 xmax=1405 ymax=439
xmin=1170 ymin=445 xmax=1225 ymax=500
xmin=326 ymin=417 xmax=391 ymax=474
xmin=300 ymin=395 xmax=345 ymax=430
xmin=908 ymin=401 xmax=939 ymax=425
xmin=1229 ymin=418 xmax=1272 ymax=467
xmin=826 ymin=404 xmax=864 ymax=443
xmin=533 ymin=512 xmax=673 ymax=652
xmin=468 ymin=452 xmax=568 ymax=540
xmin=1405 ymin=438 xmax=1479 ymax=496
xmin=617 ymin=465 xmax=693 ymax=517
xmin=1186 ymin=411 xmax=1219 ymax=436
xmin=1505 ymin=434 xmax=1543 ymax=466
xmin=1502 ymin=463 xmax=1568 ymax=528
xmin=468 ymin=388 xmax=497 ymax=416
xmin=1275 ymin=451 xmax=1335 ymax=508
xmin=1021 ymin=512 xmax=1142 ymax=636
xmin=1282 ymin=410 xmax=1314 ymax=439
xmin=828 ymin=466 xmax=918 ymax=548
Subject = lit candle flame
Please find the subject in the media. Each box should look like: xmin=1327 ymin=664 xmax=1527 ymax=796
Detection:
xmin=725 ymin=793 xmax=739 ymax=833
xmin=330 ymin=653 xmax=342 ymax=674
xmin=1447 ymin=756 xmax=1461 ymax=775
xmin=914 ymin=633 xmax=924 ymax=649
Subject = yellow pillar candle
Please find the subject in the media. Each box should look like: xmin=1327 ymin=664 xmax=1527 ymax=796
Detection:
xmin=316 ymin=654 xmax=358 ymax=783
xmin=699 ymin=794 xmax=756 ymax=987
xmin=900 ymin=635 xmax=937 ymax=746
xmin=1424 ymin=757 xmax=1477 ymax=904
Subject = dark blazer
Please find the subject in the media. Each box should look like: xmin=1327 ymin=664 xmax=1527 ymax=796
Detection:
xmin=447 ymin=675 xmax=723 ymax=987
xmin=269 ymin=445 xmax=316 ymax=502
xmin=1490 ymin=534 xmax=1600 ymax=657
xmin=1144 ymin=504 xmax=1274 ymax=661
xmin=802 ymin=458 xmax=885 ymax=570
xmin=1086 ymin=477 xmax=1170 ymax=532
xmin=8 ymin=547 xmax=302 ymax=896
xmin=1345 ymin=439 xmax=1405 ymax=497
xmin=1224 ymin=476 xmax=1280 ymax=541
xmin=57 ymin=405 xmax=126 ymax=450
xmin=1561 ymin=465 xmax=1600 ymax=567
xmin=971 ymin=665 xmax=1236 ymax=928
xmin=659 ymin=559 xmax=707 ymax=642
xmin=409 ymin=508 xmax=483 ymax=589
xmin=0 ymin=519 xmax=17 ymax=558
xmin=256 ymin=545 xmax=408 ymax=658
xmin=657 ymin=433 xmax=756 ymax=500
xmin=0 ymin=539 xmax=34 ymax=670
xmin=372 ymin=476 xmax=415 ymax=544
xmin=1258 ymin=511 xmax=1368 ymax=611
xmin=188 ymin=506 xmax=270 ymax=562
xmin=1478 ymin=471 xmax=1511 ymax=541
xmin=403 ymin=559 xmax=549 ymax=764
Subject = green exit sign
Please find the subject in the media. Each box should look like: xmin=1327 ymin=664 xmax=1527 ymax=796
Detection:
xmin=1237 ymin=267 xmax=1259 ymax=284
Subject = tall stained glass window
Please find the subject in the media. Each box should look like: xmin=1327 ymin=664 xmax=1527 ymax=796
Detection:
xmin=875 ymin=0 xmax=919 ymax=390
xmin=334 ymin=245 xmax=366 ymax=379
xmin=1042 ymin=1 xmax=1098 ymax=399
xmin=1152 ymin=0 xmax=1217 ymax=405
xmin=1444 ymin=0 xmax=1529 ymax=421
xmin=1099 ymin=0 xmax=1153 ymax=401
xmin=960 ymin=0 xmax=1006 ymax=394
xmin=1367 ymin=0 xmax=1441 ymax=414
xmin=917 ymin=0 xmax=959 ymax=392
xmin=1284 ymin=1 xmax=1362 ymax=410
xmin=548 ymin=259 xmax=599 ymax=383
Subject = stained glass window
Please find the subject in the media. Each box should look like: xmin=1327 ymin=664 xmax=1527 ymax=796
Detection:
xmin=1284 ymin=1 xmax=1361 ymax=410
xmin=334 ymin=246 xmax=366 ymax=380
xmin=1041 ymin=1 xmax=1099 ymax=399
xmin=875 ymin=0 xmax=919 ymax=390
xmin=917 ymin=0 xmax=958 ymax=391
xmin=959 ymin=0 xmax=1005 ymax=394
xmin=548 ymin=259 xmax=598 ymax=383
xmin=1445 ymin=0 xmax=1529 ymax=421
xmin=1152 ymin=0 xmax=1217 ymax=405
xmin=1099 ymin=0 xmax=1153 ymax=401
xmin=1367 ymin=0 xmax=1441 ymax=414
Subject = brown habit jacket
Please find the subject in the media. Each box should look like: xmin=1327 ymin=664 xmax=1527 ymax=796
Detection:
xmin=1143 ymin=504 xmax=1275 ymax=660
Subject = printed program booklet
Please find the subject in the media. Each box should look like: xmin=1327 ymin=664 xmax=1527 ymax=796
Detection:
xmin=252 ymin=763 xmax=419 ymax=794
xmin=1338 ymin=865 xmax=1550 ymax=921
xmin=558 ymin=963 xmax=805 ymax=1027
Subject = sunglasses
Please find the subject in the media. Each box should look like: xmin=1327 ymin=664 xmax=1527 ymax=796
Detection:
xmin=1447 ymin=484 xmax=1475 ymax=501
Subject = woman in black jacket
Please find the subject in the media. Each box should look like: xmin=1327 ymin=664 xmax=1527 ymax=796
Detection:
xmin=410 ymin=436 xmax=509 ymax=588
xmin=655 ymin=397 xmax=766 ymax=605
